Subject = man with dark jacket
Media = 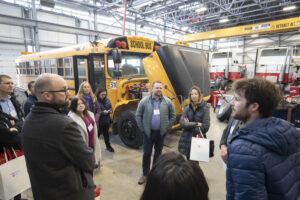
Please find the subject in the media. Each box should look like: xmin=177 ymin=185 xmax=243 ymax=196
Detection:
xmin=24 ymin=81 xmax=37 ymax=116
xmin=227 ymin=78 xmax=300 ymax=200
xmin=219 ymin=117 xmax=241 ymax=164
xmin=22 ymin=74 xmax=95 ymax=200
xmin=0 ymin=74 xmax=24 ymax=200
xmin=136 ymin=81 xmax=176 ymax=185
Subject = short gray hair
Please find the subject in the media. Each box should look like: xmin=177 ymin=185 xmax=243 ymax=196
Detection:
xmin=34 ymin=73 xmax=62 ymax=95
xmin=0 ymin=74 xmax=12 ymax=83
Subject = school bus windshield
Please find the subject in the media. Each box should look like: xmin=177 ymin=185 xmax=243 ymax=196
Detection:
xmin=107 ymin=52 xmax=148 ymax=78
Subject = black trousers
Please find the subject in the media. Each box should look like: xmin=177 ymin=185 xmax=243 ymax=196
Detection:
xmin=98 ymin=125 xmax=111 ymax=147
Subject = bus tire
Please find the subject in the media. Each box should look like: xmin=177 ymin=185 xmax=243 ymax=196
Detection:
xmin=216 ymin=102 xmax=232 ymax=122
xmin=117 ymin=110 xmax=143 ymax=149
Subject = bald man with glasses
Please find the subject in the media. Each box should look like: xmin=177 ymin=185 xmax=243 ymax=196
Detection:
xmin=22 ymin=74 xmax=95 ymax=200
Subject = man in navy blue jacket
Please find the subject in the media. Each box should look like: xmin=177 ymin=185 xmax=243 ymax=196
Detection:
xmin=226 ymin=78 xmax=300 ymax=200
xmin=24 ymin=81 xmax=37 ymax=116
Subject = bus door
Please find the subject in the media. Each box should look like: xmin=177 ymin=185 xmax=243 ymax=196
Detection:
xmin=73 ymin=56 xmax=88 ymax=93
xmin=88 ymin=54 xmax=105 ymax=92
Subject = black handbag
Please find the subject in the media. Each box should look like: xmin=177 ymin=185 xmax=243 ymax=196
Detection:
xmin=209 ymin=140 xmax=215 ymax=157
xmin=197 ymin=127 xmax=214 ymax=158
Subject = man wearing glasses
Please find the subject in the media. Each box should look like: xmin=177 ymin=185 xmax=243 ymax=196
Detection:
xmin=22 ymin=73 xmax=95 ymax=200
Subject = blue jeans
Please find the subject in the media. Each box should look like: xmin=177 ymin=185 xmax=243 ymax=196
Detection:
xmin=142 ymin=130 xmax=165 ymax=176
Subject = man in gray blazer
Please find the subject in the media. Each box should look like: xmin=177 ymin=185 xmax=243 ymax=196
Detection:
xmin=22 ymin=74 xmax=95 ymax=200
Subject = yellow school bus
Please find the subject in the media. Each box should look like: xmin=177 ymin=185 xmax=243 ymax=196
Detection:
xmin=16 ymin=36 xmax=210 ymax=148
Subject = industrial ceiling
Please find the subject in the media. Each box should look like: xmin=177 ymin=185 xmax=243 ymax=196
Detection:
xmin=54 ymin=0 xmax=300 ymax=34
xmin=2 ymin=0 xmax=300 ymax=36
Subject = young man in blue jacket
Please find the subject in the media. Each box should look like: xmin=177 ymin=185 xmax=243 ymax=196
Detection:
xmin=227 ymin=78 xmax=300 ymax=200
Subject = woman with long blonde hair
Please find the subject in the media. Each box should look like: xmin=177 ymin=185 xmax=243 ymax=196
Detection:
xmin=76 ymin=81 xmax=96 ymax=111
xmin=178 ymin=86 xmax=210 ymax=160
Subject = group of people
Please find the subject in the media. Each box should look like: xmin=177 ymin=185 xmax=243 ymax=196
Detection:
xmin=0 ymin=73 xmax=115 ymax=200
xmin=1 ymin=72 xmax=300 ymax=200
xmin=138 ymin=78 xmax=300 ymax=200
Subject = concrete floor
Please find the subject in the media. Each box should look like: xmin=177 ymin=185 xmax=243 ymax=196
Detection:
xmin=22 ymin=107 xmax=228 ymax=200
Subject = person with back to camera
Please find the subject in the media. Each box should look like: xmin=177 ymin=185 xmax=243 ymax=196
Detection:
xmin=226 ymin=78 xmax=300 ymax=200
xmin=140 ymin=151 xmax=209 ymax=200
xmin=94 ymin=88 xmax=114 ymax=152
xmin=22 ymin=73 xmax=95 ymax=200
xmin=178 ymin=86 xmax=210 ymax=161
xmin=77 ymin=81 xmax=96 ymax=111
xmin=68 ymin=97 xmax=101 ymax=168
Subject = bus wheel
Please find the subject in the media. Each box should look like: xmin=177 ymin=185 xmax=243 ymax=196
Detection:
xmin=117 ymin=110 xmax=143 ymax=149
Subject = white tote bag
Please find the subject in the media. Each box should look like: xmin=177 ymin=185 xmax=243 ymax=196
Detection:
xmin=0 ymin=148 xmax=31 ymax=200
xmin=190 ymin=137 xmax=210 ymax=162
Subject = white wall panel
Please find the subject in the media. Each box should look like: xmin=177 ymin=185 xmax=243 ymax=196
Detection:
xmin=0 ymin=44 xmax=25 ymax=82
xmin=0 ymin=3 xmax=22 ymax=17
xmin=39 ymin=30 xmax=76 ymax=46
xmin=37 ymin=11 xmax=75 ymax=27
xmin=81 ymin=20 xmax=89 ymax=29
xmin=40 ymin=46 xmax=57 ymax=51
xmin=78 ymin=35 xmax=89 ymax=43
xmin=0 ymin=24 xmax=24 ymax=43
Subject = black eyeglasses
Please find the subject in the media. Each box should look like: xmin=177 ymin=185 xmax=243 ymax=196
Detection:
xmin=41 ymin=89 xmax=68 ymax=94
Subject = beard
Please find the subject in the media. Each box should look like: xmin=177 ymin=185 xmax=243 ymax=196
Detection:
xmin=50 ymin=94 xmax=69 ymax=108
xmin=231 ymin=108 xmax=251 ymax=123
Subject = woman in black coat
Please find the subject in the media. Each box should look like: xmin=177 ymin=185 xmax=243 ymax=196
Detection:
xmin=94 ymin=88 xmax=114 ymax=152
xmin=178 ymin=86 xmax=210 ymax=160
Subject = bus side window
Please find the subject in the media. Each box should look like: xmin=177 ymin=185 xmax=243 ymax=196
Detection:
xmin=57 ymin=58 xmax=64 ymax=76
xmin=19 ymin=62 xmax=24 ymax=74
xmin=34 ymin=61 xmax=39 ymax=75
xmin=29 ymin=61 xmax=34 ymax=75
xmin=64 ymin=57 xmax=73 ymax=78
xmin=50 ymin=59 xmax=57 ymax=74
xmin=45 ymin=60 xmax=51 ymax=73
xmin=39 ymin=60 xmax=45 ymax=74
xmin=25 ymin=62 xmax=30 ymax=75
xmin=23 ymin=63 xmax=26 ymax=74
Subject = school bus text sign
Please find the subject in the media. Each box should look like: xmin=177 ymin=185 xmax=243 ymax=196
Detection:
xmin=128 ymin=39 xmax=154 ymax=52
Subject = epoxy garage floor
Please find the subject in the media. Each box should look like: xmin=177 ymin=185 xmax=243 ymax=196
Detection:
xmin=22 ymin=107 xmax=227 ymax=200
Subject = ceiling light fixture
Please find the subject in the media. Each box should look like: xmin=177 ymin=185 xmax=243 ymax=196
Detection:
xmin=196 ymin=7 xmax=207 ymax=13
xmin=155 ymin=18 xmax=163 ymax=23
xmin=219 ymin=18 xmax=229 ymax=23
xmin=181 ymin=26 xmax=189 ymax=31
xmin=251 ymin=34 xmax=259 ymax=38
xmin=283 ymin=5 xmax=296 ymax=11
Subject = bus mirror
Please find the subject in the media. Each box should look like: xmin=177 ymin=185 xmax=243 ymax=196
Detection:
xmin=112 ymin=50 xmax=122 ymax=64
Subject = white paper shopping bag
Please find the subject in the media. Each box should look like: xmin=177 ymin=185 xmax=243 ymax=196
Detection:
xmin=190 ymin=137 xmax=210 ymax=162
xmin=0 ymin=149 xmax=31 ymax=200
